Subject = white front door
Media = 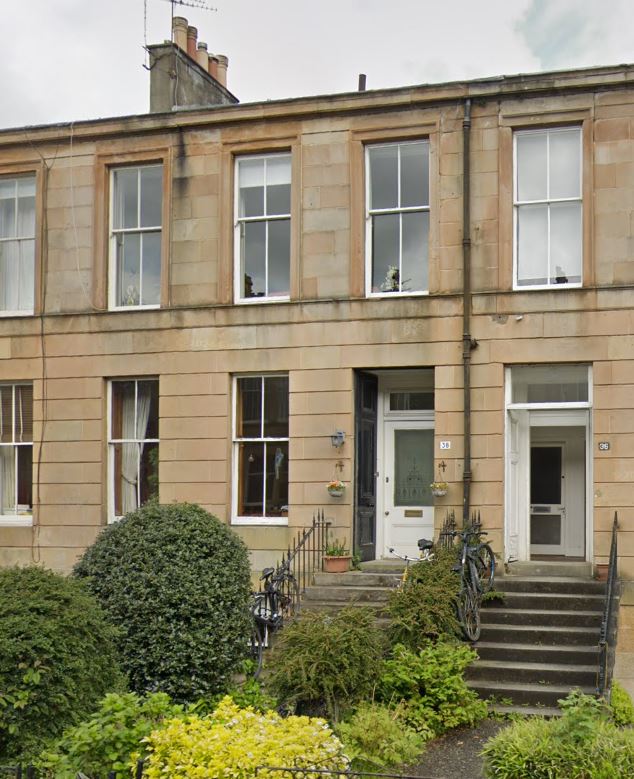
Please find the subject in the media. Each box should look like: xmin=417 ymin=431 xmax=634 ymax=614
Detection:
xmin=383 ymin=420 xmax=434 ymax=557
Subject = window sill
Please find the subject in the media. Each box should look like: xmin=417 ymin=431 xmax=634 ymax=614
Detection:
xmin=108 ymin=304 xmax=161 ymax=312
xmin=232 ymin=516 xmax=289 ymax=526
xmin=513 ymin=283 xmax=582 ymax=292
xmin=0 ymin=310 xmax=34 ymax=318
xmin=366 ymin=291 xmax=429 ymax=299
xmin=234 ymin=296 xmax=291 ymax=305
xmin=0 ymin=516 xmax=33 ymax=527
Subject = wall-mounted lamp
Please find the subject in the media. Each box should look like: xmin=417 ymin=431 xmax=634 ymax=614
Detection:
xmin=330 ymin=430 xmax=346 ymax=449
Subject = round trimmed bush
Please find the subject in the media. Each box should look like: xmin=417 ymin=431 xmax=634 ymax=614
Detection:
xmin=73 ymin=502 xmax=252 ymax=702
xmin=0 ymin=566 xmax=124 ymax=762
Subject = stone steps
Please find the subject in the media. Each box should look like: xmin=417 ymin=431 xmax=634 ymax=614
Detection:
xmin=466 ymin=572 xmax=606 ymax=708
xmin=299 ymin=563 xmax=610 ymax=711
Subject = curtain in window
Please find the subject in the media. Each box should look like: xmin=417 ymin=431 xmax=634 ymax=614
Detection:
xmin=0 ymin=447 xmax=14 ymax=515
xmin=136 ymin=384 xmax=152 ymax=469
xmin=120 ymin=384 xmax=153 ymax=514
xmin=120 ymin=391 xmax=138 ymax=515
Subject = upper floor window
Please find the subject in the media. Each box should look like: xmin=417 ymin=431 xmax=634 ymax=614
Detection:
xmin=366 ymin=141 xmax=429 ymax=296
xmin=0 ymin=383 xmax=33 ymax=525
xmin=109 ymin=379 xmax=159 ymax=520
xmin=235 ymin=154 xmax=291 ymax=302
xmin=0 ymin=175 xmax=35 ymax=315
xmin=514 ymin=127 xmax=582 ymax=289
xmin=110 ymin=165 xmax=163 ymax=309
xmin=233 ymin=375 xmax=289 ymax=523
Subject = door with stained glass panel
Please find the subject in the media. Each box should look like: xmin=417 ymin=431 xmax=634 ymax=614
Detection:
xmin=384 ymin=421 xmax=434 ymax=557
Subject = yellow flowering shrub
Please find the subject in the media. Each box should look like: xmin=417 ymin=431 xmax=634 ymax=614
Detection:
xmin=142 ymin=697 xmax=349 ymax=779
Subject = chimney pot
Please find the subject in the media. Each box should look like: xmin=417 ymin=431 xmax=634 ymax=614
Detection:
xmin=196 ymin=41 xmax=209 ymax=70
xmin=172 ymin=16 xmax=188 ymax=52
xmin=216 ymin=54 xmax=228 ymax=88
xmin=186 ymin=26 xmax=198 ymax=58
xmin=208 ymin=54 xmax=219 ymax=79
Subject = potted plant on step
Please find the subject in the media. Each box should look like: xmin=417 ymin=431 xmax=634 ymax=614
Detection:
xmin=323 ymin=538 xmax=352 ymax=573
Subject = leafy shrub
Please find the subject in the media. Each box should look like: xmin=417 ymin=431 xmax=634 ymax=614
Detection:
xmin=610 ymin=680 xmax=634 ymax=726
xmin=336 ymin=702 xmax=426 ymax=769
xmin=40 ymin=692 xmax=183 ymax=779
xmin=142 ymin=697 xmax=349 ymax=779
xmin=387 ymin=546 xmax=461 ymax=649
xmin=482 ymin=690 xmax=634 ymax=778
xmin=378 ymin=642 xmax=486 ymax=739
xmin=0 ymin=566 xmax=124 ymax=762
xmin=74 ymin=502 xmax=252 ymax=702
xmin=266 ymin=607 xmax=386 ymax=721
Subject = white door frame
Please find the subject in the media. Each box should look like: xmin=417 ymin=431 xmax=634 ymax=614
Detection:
xmin=375 ymin=377 xmax=435 ymax=558
xmin=504 ymin=366 xmax=592 ymax=562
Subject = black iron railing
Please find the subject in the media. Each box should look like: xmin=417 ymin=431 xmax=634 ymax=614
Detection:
xmin=597 ymin=511 xmax=620 ymax=699
xmin=255 ymin=766 xmax=438 ymax=779
xmin=258 ymin=509 xmax=330 ymax=614
xmin=0 ymin=762 xmax=145 ymax=778
xmin=438 ymin=509 xmax=458 ymax=548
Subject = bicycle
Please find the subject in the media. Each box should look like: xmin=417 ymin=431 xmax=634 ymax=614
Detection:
xmin=449 ymin=523 xmax=495 ymax=642
xmin=250 ymin=561 xmax=299 ymax=677
xmin=388 ymin=537 xmax=435 ymax=587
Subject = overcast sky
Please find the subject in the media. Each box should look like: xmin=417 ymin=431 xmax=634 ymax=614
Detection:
xmin=2 ymin=0 xmax=633 ymax=129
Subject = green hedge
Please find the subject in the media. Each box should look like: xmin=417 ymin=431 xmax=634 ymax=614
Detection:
xmin=0 ymin=566 xmax=124 ymax=762
xmin=74 ymin=502 xmax=252 ymax=702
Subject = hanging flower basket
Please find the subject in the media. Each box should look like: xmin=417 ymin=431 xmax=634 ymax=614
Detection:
xmin=327 ymin=480 xmax=346 ymax=498
xmin=430 ymin=481 xmax=448 ymax=498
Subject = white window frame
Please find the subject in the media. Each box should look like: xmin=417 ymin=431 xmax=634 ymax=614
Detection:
xmin=0 ymin=174 xmax=36 ymax=317
xmin=0 ymin=383 xmax=33 ymax=527
xmin=231 ymin=374 xmax=289 ymax=526
xmin=107 ymin=378 xmax=160 ymax=523
xmin=108 ymin=165 xmax=163 ymax=311
xmin=365 ymin=140 xmax=430 ymax=298
xmin=513 ymin=127 xmax=582 ymax=291
xmin=233 ymin=153 xmax=291 ymax=304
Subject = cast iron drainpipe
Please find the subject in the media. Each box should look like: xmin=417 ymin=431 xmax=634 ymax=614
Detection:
xmin=462 ymin=97 xmax=478 ymax=525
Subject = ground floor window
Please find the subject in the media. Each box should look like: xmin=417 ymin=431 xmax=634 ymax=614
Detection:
xmin=0 ymin=383 xmax=33 ymax=523
xmin=233 ymin=374 xmax=289 ymax=522
xmin=109 ymin=379 xmax=159 ymax=519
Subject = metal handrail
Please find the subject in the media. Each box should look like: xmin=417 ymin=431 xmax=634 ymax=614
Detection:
xmin=259 ymin=509 xmax=330 ymax=614
xmin=597 ymin=511 xmax=619 ymax=698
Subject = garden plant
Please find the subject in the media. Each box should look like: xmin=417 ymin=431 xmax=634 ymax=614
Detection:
xmin=0 ymin=566 xmax=124 ymax=763
xmin=74 ymin=502 xmax=252 ymax=702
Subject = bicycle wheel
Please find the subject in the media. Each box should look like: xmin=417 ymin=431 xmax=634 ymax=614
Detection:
xmin=456 ymin=583 xmax=481 ymax=642
xmin=475 ymin=543 xmax=495 ymax=594
xmin=276 ymin=573 xmax=300 ymax=619
xmin=249 ymin=620 xmax=265 ymax=678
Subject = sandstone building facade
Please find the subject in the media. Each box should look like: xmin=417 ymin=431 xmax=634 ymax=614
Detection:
xmin=1 ymin=26 xmax=633 ymax=596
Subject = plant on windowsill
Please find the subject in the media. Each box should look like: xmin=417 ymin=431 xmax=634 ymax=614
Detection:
xmin=327 ymin=479 xmax=346 ymax=498
xmin=323 ymin=537 xmax=352 ymax=573
xmin=430 ymin=481 xmax=449 ymax=498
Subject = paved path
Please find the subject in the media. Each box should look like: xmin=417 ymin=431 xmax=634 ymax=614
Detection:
xmin=406 ymin=720 xmax=504 ymax=779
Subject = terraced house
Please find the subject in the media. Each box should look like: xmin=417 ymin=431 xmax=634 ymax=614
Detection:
xmin=1 ymin=18 xmax=634 ymax=650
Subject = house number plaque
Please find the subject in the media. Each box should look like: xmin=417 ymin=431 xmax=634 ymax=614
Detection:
xmin=439 ymin=441 xmax=451 ymax=450
xmin=598 ymin=442 xmax=610 ymax=451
